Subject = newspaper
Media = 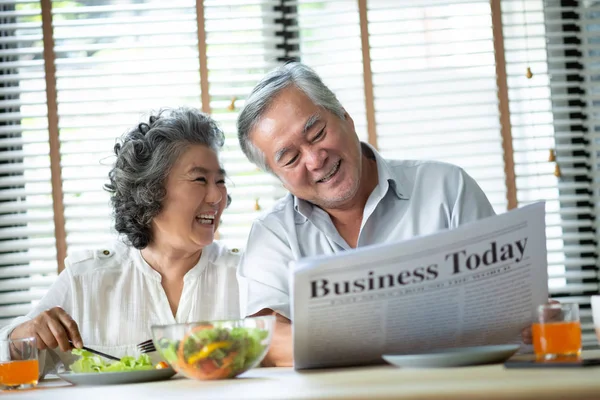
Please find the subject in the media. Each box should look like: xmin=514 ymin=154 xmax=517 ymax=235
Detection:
xmin=290 ymin=202 xmax=548 ymax=370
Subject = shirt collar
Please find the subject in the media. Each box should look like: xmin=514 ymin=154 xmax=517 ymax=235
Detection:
xmin=292 ymin=141 xmax=409 ymax=218
xmin=362 ymin=142 xmax=408 ymax=201
xmin=293 ymin=194 xmax=312 ymax=222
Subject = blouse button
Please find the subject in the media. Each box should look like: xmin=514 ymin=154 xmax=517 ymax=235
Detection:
xmin=99 ymin=250 xmax=111 ymax=258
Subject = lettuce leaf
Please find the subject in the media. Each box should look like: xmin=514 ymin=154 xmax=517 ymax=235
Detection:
xmin=70 ymin=349 xmax=153 ymax=373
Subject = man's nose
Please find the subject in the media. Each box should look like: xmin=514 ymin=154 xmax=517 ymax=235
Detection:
xmin=305 ymin=148 xmax=326 ymax=171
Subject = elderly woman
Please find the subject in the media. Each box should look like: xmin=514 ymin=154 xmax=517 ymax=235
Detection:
xmin=0 ymin=107 xmax=240 ymax=375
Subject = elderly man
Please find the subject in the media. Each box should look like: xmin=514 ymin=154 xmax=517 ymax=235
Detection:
xmin=236 ymin=62 xmax=496 ymax=367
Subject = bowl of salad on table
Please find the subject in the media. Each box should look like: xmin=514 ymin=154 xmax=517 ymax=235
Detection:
xmin=151 ymin=316 xmax=275 ymax=380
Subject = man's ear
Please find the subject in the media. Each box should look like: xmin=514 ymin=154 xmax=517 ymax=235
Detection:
xmin=342 ymin=108 xmax=355 ymax=130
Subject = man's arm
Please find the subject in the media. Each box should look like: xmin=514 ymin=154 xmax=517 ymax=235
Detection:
xmin=451 ymin=167 xmax=496 ymax=227
xmin=238 ymin=218 xmax=295 ymax=317
xmin=238 ymin=218 xmax=297 ymax=366
xmin=252 ymin=308 xmax=293 ymax=367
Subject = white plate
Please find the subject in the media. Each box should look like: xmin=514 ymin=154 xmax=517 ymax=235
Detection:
xmin=382 ymin=344 xmax=520 ymax=368
xmin=57 ymin=367 xmax=176 ymax=386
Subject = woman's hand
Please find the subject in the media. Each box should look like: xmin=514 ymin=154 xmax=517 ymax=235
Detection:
xmin=521 ymin=299 xmax=561 ymax=344
xmin=9 ymin=307 xmax=83 ymax=352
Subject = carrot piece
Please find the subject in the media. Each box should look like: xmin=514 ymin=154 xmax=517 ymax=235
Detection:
xmin=176 ymin=325 xmax=220 ymax=379
xmin=177 ymin=325 xmax=214 ymax=363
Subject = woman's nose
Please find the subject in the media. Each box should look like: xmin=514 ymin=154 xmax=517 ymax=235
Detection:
xmin=206 ymin=183 xmax=223 ymax=205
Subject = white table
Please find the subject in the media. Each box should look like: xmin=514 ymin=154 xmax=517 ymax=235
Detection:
xmin=4 ymin=353 xmax=600 ymax=400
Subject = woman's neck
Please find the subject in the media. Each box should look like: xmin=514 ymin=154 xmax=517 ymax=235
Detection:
xmin=140 ymin=242 xmax=203 ymax=280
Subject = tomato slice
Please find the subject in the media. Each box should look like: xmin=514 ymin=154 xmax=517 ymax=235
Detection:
xmin=176 ymin=325 xmax=221 ymax=379
xmin=155 ymin=361 xmax=169 ymax=369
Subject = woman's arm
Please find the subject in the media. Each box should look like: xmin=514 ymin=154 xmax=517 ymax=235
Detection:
xmin=9 ymin=306 xmax=82 ymax=352
xmin=1 ymin=266 xmax=82 ymax=376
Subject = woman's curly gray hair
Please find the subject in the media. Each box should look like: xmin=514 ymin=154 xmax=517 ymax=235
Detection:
xmin=104 ymin=107 xmax=227 ymax=249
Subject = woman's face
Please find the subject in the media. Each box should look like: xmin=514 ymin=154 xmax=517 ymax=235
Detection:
xmin=150 ymin=144 xmax=228 ymax=253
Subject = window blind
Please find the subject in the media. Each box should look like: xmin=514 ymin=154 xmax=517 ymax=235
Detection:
xmin=0 ymin=0 xmax=287 ymax=327
xmin=2 ymin=0 xmax=598 ymax=344
xmin=204 ymin=0 xmax=286 ymax=248
xmin=0 ymin=1 xmax=56 ymax=328
xmin=367 ymin=0 xmax=507 ymax=214
xmin=52 ymin=0 xmax=203 ymax=255
xmin=501 ymin=0 xmax=571 ymax=299
xmin=534 ymin=0 xmax=599 ymax=347
xmin=288 ymin=0 xmax=368 ymax=143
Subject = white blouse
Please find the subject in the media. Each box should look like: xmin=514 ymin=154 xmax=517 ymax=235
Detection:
xmin=0 ymin=239 xmax=241 ymax=376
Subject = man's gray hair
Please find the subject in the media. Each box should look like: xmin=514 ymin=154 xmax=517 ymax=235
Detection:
xmin=237 ymin=62 xmax=345 ymax=172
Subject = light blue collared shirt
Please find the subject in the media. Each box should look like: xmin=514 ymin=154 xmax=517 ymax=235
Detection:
xmin=238 ymin=143 xmax=495 ymax=319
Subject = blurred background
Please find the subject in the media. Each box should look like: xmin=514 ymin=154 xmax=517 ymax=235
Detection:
xmin=1 ymin=0 xmax=598 ymax=347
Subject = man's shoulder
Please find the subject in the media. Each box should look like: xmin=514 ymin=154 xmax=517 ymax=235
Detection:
xmin=244 ymin=193 xmax=301 ymax=244
xmin=65 ymin=239 xmax=131 ymax=277
xmin=385 ymin=158 xmax=465 ymax=180
xmin=254 ymin=193 xmax=295 ymax=224
xmin=386 ymin=158 xmax=463 ymax=172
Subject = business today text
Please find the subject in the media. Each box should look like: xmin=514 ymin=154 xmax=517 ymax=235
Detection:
xmin=310 ymin=238 xmax=528 ymax=298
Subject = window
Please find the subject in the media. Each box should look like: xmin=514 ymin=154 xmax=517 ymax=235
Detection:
xmin=204 ymin=0 xmax=287 ymax=247
xmin=1 ymin=1 xmax=55 ymax=328
xmin=292 ymin=0 xmax=599 ymax=346
xmin=367 ymin=0 xmax=508 ymax=212
xmin=0 ymin=0 xmax=286 ymax=328
xmin=52 ymin=1 xmax=203 ymax=255
xmin=536 ymin=0 xmax=599 ymax=347
xmin=2 ymin=0 xmax=599 ymax=348
xmin=291 ymin=0 xmax=368 ymax=143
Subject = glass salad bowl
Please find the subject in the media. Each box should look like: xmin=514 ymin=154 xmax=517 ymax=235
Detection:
xmin=150 ymin=316 xmax=275 ymax=380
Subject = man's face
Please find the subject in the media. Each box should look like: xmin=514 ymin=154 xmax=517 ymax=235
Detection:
xmin=250 ymin=86 xmax=362 ymax=209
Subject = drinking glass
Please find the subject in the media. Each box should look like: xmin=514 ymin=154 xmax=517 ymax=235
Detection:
xmin=592 ymin=295 xmax=600 ymax=345
xmin=0 ymin=337 xmax=39 ymax=390
xmin=532 ymin=303 xmax=581 ymax=360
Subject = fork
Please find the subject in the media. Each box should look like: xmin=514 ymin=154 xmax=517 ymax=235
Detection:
xmin=69 ymin=340 xmax=120 ymax=361
xmin=137 ymin=339 xmax=156 ymax=354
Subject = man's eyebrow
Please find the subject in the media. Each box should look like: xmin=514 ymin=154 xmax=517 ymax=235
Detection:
xmin=274 ymin=147 xmax=289 ymax=164
xmin=303 ymin=113 xmax=321 ymax=134
xmin=187 ymin=166 xmax=226 ymax=176
xmin=274 ymin=114 xmax=322 ymax=164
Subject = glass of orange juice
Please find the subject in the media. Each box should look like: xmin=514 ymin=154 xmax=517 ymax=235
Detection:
xmin=532 ymin=303 xmax=581 ymax=360
xmin=0 ymin=337 xmax=39 ymax=390
xmin=592 ymin=295 xmax=600 ymax=345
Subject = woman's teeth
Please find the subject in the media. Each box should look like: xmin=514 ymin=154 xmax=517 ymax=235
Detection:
xmin=197 ymin=214 xmax=215 ymax=225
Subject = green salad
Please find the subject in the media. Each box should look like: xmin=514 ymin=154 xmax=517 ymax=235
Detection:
xmin=70 ymin=349 xmax=154 ymax=373
xmin=157 ymin=325 xmax=268 ymax=379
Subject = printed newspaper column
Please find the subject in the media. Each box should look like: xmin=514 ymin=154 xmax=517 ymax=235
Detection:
xmin=290 ymin=202 xmax=548 ymax=370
